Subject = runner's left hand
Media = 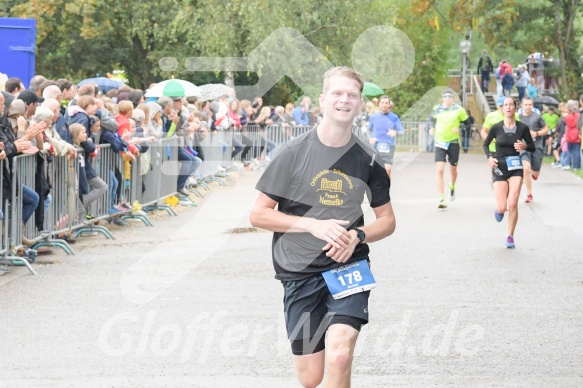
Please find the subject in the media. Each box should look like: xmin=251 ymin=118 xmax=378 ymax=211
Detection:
xmin=322 ymin=230 xmax=359 ymax=263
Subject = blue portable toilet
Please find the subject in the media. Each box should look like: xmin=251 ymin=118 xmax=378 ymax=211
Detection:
xmin=0 ymin=18 xmax=36 ymax=89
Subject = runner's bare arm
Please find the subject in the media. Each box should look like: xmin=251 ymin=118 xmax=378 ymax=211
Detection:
xmin=535 ymin=124 xmax=549 ymax=137
xmin=250 ymin=192 xmax=351 ymax=249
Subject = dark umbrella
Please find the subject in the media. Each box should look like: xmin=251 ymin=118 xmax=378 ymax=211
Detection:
xmin=534 ymin=95 xmax=560 ymax=106
xmin=78 ymin=77 xmax=123 ymax=93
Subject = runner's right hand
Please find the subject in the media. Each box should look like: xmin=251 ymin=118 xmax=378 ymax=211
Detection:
xmin=488 ymin=156 xmax=498 ymax=168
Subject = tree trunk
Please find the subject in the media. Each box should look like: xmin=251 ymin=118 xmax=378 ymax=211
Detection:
xmin=224 ymin=70 xmax=235 ymax=88
xmin=554 ymin=0 xmax=580 ymax=99
xmin=554 ymin=3 xmax=568 ymax=99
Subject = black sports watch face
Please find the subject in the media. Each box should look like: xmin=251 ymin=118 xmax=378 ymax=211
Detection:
xmin=355 ymin=228 xmax=365 ymax=242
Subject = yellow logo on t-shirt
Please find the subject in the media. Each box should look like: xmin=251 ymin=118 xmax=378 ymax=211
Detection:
xmin=311 ymin=169 xmax=353 ymax=206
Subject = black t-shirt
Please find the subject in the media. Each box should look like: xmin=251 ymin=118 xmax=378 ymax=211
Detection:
xmin=483 ymin=121 xmax=535 ymax=160
xmin=255 ymin=129 xmax=391 ymax=281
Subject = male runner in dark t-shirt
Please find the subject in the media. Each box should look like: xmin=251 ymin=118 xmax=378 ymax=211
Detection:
xmin=250 ymin=66 xmax=396 ymax=388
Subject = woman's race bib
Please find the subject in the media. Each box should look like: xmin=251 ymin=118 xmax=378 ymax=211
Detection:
xmin=505 ymin=155 xmax=523 ymax=171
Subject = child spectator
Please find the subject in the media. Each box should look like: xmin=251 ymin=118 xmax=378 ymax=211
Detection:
xmin=116 ymin=100 xmax=133 ymax=137
xmin=69 ymin=123 xmax=107 ymax=219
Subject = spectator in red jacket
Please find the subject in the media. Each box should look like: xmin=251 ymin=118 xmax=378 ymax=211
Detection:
xmin=563 ymin=100 xmax=581 ymax=170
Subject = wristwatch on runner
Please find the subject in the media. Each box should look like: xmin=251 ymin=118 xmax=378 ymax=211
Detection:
xmin=353 ymin=228 xmax=366 ymax=243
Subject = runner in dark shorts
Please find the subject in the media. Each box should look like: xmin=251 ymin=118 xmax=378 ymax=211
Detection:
xmin=250 ymin=66 xmax=396 ymax=388
xmin=434 ymin=141 xmax=460 ymax=165
xmin=428 ymin=89 xmax=471 ymax=209
xmin=483 ymin=97 xmax=535 ymax=249
xmin=518 ymin=97 xmax=549 ymax=203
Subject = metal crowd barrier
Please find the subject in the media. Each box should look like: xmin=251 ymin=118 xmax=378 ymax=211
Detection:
xmin=11 ymin=154 xmax=42 ymax=262
xmin=0 ymin=159 xmax=37 ymax=275
xmin=1 ymin=134 xmax=211 ymax=272
xmin=232 ymin=125 xmax=313 ymax=168
xmin=139 ymin=138 xmax=179 ymax=215
xmin=194 ymin=130 xmax=235 ymax=187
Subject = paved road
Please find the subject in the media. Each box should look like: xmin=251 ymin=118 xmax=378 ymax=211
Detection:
xmin=1 ymin=152 xmax=582 ymax=387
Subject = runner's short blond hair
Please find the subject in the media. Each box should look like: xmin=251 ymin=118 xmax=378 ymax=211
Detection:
xmin=322 ymin=66 xmax=364 ymax=94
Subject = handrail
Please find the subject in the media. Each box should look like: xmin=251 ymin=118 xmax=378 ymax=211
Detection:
xmin=472 ymin=75 xmax=490 ymax=117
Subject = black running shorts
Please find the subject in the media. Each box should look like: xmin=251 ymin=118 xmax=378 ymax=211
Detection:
xmin=434 ymin=142 xmax=460 ymax=166
xmin=282 ymin=273 xmax=369 ymax=356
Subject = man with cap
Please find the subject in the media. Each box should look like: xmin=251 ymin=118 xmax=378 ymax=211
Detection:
xmin=428 ymin=88 xmax=471 ymax=209
xmin=17 ymin=90 xmax=42 ymax=119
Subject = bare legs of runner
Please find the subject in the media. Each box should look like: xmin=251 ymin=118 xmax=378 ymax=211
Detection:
xmin=494 ymin=176 xmax=522 ymax=243
xmin=293 ymin=324 xmax=359 ymax=388
xmin=436 ymin=162 xmax=457 ymax=206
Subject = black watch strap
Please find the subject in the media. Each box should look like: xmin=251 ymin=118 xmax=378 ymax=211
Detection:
xmin=354 ymin=227 xmax=365 ymax=243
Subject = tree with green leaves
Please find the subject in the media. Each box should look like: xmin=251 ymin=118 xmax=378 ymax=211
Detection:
xmin=414 ymin=0 xmax=582 ymax=99
xmin=6 ymin=0 xmax=454 ymax=107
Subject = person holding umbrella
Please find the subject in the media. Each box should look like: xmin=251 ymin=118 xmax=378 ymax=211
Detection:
xmin=159 ymin=96 xmax=197 ymax=197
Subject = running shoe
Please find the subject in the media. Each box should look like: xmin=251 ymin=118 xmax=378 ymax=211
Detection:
xmin=506 ymin=235 xmax=515 ymax=249
xmin=551 ymin=162 xmax=562 ymax=168
xmin=525 ymin=194 xmax=533 ymax=203
xmin=449 ymin=183 xmax=455 ymax=201
xmin=531 ymin=173 xmax=538 ymax=181
xmin=562 ymin=165 xmax=570 ymax=170
xmin=85 ymin=214 xmax=95 ymax=220
xmin=494 ymin=210 xmax=504 ymax=222
xmin=438 ymin=200 xmax=447 ymax=209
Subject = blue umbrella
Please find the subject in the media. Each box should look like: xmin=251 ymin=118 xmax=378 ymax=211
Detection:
xmin=78 ymin=77 xmax=123 ymax=93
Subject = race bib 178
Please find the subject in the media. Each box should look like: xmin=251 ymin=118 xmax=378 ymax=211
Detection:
xmin=321 ymin=259 xmax=376 ymax=300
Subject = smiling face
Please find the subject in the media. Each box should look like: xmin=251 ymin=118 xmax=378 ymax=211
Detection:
xmin=319 ymin=75 xmax=363 ymax=125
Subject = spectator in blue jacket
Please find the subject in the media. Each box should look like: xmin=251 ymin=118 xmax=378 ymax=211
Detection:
xmin=291 ymin=96 xmax=311 ymax=126
xmin=501 ymin=67 xmax=515 ymax=97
